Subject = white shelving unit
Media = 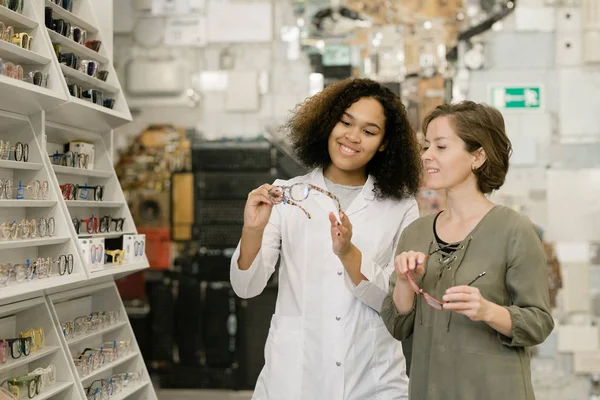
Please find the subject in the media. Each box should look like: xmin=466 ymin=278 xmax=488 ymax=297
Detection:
xmin=0 ymin=297 xmax=82 ymax=400
xmin=0 ymin=2 xmax=155 ymax=399
xmin=39 ymin=0 xmax=132 ymax=132
xmin=47 ymin=282 xmax=157 ymax=400
xmin=0 ymin=0 xmax=67 ymax=114
xmin=0 ymin=110 xmax=87 ymax=305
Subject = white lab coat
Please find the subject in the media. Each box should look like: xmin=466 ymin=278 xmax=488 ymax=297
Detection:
xmin=230 ymin=169 xmax=418 ymax=400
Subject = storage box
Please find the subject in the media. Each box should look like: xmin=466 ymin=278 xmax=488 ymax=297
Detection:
xmin=68 ymin=141 xmax=95 ymax=169
xmin=123 ymin=234 xmax=146 ymax=263
xmin=79 ymin=237 xmax=105 ymax=269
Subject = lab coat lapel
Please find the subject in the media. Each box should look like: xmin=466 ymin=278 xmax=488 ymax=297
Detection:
xmin=343 ymin=175 xmax=374 ymax=216
xmin=308 ymin=169 xmax=340 ymax=219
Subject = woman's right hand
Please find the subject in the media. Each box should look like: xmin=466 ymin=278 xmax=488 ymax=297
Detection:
xmin=243 ymin=184 xmax=278 ymax=232
xmin=394 ymin=251 xmax=427 ymax=281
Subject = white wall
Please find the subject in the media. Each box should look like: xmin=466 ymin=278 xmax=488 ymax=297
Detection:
xmin=112 ymin=0 xmax=312 ymax=150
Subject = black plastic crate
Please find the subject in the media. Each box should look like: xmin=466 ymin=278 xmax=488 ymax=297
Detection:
xmin=192 ymin=224 xmax=243 ymax=247
xmin=195 ymin=200 xmax=245 ymax=225
xmin=192 ymin=142 xmax=273 ymax=171
xmin=195 ymin=172 xmax=275 ymax=199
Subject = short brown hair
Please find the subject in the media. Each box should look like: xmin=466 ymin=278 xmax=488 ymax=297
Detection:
xmin=422 ymin=101 xmax=512 ymax=194
xmin=285 ymin=78 xmax=422 ymax=200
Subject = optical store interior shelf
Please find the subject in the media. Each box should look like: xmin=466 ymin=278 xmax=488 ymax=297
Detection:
xmin=47 ymin=282 xmax=157 ymax=400
xmin=39 ymin=0 xmax=132 ymax=131
xmin=0 ymin=296 xmax=83 ymax=400
xmin=0 ymin=109 xmax=87 ymax=305
xmin=0 ymin=1 xmax=155 ymax=398
xmin=0 ymin=1 xmax=67 ymax=115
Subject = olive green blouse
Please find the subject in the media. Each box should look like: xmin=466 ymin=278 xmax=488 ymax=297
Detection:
xmin=381 ymin=206 xmax=554 ymax=400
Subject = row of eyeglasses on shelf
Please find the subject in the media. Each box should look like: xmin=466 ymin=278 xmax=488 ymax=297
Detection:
xmin=73 ymin=339 xmax=132 ymax=378
xmin=0 ymin=364 xmax=56 ymax=400
xmin=84 ymin=370 xmax=144 ymax=400
xmin=0 ymin=179 xmax=49 ymax=200
xmin=0 ymin=254 xmax=74 ymax=285
xmin=0 ymin=327 xmax=45 ymax=364
xmin=61 ymin=310 xmax=120 ymax=341
xmin=0 ymin=141 xmax=28 ymax=163
xmin=0 ymin=218 xmax=56 ymax=240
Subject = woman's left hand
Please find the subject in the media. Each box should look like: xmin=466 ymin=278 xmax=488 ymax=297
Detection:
xmin=442 ymin=286 xmax=491 ymax=322
xmin=329 ymin=212 xmax=353 ymax=257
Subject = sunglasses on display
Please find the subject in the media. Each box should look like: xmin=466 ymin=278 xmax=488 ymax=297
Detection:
xmin=85 ymin=39 xmax=102 ymax=52
xmin=268 ymin=182 xmax=343 ymax=219
xmin=73 ymin=215 xmax=124 ymax=234
xmin=10 ymin=32 xmax=31 ymax=50
xmin=105 ymin=249 xmax=124 ymax=265
xmin=50 ymin=253 xmax=74 ymax=275
xmin=50 ymin=0 xmax=72 ymax=12
xmin=23 ymin=71 xmax=49 ymax=87
xmin=134 ymin=240 xmax=144 ymax=257
xmin=1 ymin=0 xmax=24 ymax=13
xmin=19 ymin=327 xmax=45 ymax=353
xmin=61 ymin=310 xmax=120 ymax=341
xmin=68 ymin=25 xmax=86 ymax=44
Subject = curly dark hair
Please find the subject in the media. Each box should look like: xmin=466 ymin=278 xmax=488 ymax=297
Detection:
xmin=285 ymin=78 xmax=422 ymax=200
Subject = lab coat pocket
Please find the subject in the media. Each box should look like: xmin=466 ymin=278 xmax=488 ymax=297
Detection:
xmin=265 ymin=316 xmax=303 ymax=400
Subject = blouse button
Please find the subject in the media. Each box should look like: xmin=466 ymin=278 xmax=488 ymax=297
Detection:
xmin=337 ymin=270 xmax=343 ymax=276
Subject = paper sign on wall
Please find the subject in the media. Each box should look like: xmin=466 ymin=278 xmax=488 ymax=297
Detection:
xmin=152 ymin=0 xmax=192 ymax=15
xmin=164 ymin=16 xmax=207 ymax=47
xmin=207 ymin=1 xmax=272 ymax=43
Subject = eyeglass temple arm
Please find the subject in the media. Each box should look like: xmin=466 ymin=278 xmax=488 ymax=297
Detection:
xmin=284 ymin=199 xmax=311 ymax=219
xmin=307 ymin=184 xmax=344 ymax=216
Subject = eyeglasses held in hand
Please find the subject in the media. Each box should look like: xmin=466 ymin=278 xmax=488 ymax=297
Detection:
xmin=406 ymin=270 xmax=487 ymax=310
xmin=268 ymin=182 xmax=342 ymax=219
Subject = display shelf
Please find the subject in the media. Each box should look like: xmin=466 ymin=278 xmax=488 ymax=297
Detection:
xmin=59 ymin=63 xmax=119 ymax=94
xmin=45 ymin=97 xmax=132 ymax=132
xmin=0 ymin=296 xmax=86 ymax=400
xmin=111 ymin=381 xmax=150 ymax=400
xmin=80 ymin=351 xmax=139 ymax=383
xmin=66 ymin=320 xmax=128 ymax=346
xmin=0 ymin=200 xmax=56 ymax=207
xmin=0 ymin=273 xmax=84 ymax=304
xmin=65 ymin=200 xmax=123 ymax=208
xmin=44 ymin=0 xmax=98 ymax=34
xmin=37 ymin=382 xmax=73 ymax=400
xmin=0 ymin=160 xmax=44 ymax=171
xmin=0 ymin=236 xmax=70 ymax=250
xmin=0 ymin=39 xmax=52 ymax=65
xmin=77 ymin=232 xmax=130 ymax=239
xmin=46 ymin=29 xmax=109 ymax=64
xmin=90 ymin=261 xmax=149 ymax=279
xmin=0 ymin=4 xmax=37 ymax=28
xmin=47 ymin=282 xmax=157 ymax=400
xmin=0 ymin=346 xmax=59 ymax=375
xmin=52 ymin=165 xmax=112 ymax=178
xmin=0 ymin=74 xmax=66 ymax=115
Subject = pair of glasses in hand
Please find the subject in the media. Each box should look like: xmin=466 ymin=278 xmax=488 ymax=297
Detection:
xmin=406 ymin=270 xmax=487 ymax=310
xmin=268 ymin=183 xmax=342 ymax=219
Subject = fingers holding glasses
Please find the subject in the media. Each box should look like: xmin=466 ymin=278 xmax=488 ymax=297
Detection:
xmin=248 ymin=184 xmax=276 ymax=206
xmin=442 ymin=286 xmax=490 ymax=321
xmin=395 ymin=251 xmax=427 ymax=281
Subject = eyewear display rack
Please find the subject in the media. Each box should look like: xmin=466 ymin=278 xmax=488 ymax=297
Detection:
xmin=0 ymin=1 xmax=155 ymax=400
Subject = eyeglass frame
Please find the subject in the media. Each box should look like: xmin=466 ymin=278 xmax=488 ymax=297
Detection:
xmin=268 ymin=183 xmax=343 ymax=219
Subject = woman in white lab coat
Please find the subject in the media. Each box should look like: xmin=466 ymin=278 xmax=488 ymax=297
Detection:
xmin=230 ymin=78 xmax=422 ymax=400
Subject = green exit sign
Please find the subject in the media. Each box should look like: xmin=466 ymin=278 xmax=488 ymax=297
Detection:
xmin=488 ymin=85 xmax=543 ymax=110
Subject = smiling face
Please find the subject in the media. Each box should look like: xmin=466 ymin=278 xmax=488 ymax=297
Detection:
xmin=326 ymin=97 xmax=387 ymax=180
xmin=421 ymin=116 xmax=485 ymax=192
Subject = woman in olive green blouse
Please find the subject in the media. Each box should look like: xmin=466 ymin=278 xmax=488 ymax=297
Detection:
xmin=381 ymin=101 xmax=554 ymax=400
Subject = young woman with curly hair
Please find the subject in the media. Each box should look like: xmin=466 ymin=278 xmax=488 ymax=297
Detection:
xmin=230 ymin=78 xmax=422 ymax=400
